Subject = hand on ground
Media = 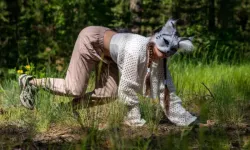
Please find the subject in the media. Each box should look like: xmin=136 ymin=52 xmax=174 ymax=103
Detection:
xmin=199 ymin=120 xmax=215 ymax=127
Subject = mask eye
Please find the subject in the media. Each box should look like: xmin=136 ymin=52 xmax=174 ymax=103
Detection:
xmin=163 ymin=38 xmax=169 ymax=47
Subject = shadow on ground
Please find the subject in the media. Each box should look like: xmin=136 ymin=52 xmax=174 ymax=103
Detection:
xmin=0 ymin=118 xmax=249 ymax=150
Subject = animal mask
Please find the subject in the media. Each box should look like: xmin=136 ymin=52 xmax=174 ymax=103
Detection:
xmin=152 ymin=19 xmax=194 ymax=56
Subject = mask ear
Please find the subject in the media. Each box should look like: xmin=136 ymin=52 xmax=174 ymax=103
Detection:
xmin=178 ymin=39 xmax=194 ymax=51
xmin=162 ymin=18 xmax=177 ymax=33
xmin=188 ymin=36 xmax=194 ymax=41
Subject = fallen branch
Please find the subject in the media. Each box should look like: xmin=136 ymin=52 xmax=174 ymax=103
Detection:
xmin=201 ymin=82 xmax=215 ymax=99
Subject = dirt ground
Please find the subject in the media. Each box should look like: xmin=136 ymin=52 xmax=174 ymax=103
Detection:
xmin=0 ymin=121 xmax=249 ymax=149
xmin=0 ymin=107 xmax=249 ymax=150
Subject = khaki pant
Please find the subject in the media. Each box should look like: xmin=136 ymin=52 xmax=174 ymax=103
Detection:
xmin=41 ymin=26 xmax=119 ymax=101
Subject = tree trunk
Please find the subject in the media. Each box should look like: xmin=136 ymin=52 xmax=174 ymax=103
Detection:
xmin=218 ymin=0 xmax=238 ymax=29
xmin=130 ymin=0 xmax=142 ymax=33
xmin=208 ymin=0 xmax=215 ymax=31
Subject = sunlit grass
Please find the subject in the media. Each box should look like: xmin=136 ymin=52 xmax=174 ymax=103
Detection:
xmin=0 ymin=58 xmax=249 ymax=149
xmin=169 ymin=62 xmax=250 ymax=124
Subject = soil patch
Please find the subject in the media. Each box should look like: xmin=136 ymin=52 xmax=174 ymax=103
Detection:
xmin=0 ymin=120 xmax=249 ymax=149
xmin=0 ymin=106 xmax=249 ymax=149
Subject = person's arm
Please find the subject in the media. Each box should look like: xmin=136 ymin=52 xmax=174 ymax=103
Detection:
xmin=118 ymin=42 xmax=146 ymax=126
xmin=118 ymin=51 xmax=141 ymax=105
xmin=151 ymin=60 xmax=197 ymax=126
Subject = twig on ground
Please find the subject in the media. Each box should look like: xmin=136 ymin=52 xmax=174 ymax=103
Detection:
xmin=201 ymin=82 xmax=215 ymax=99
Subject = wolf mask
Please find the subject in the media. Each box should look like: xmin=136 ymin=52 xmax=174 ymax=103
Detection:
xmin=152 ymin=19 xmax=194 ymax=57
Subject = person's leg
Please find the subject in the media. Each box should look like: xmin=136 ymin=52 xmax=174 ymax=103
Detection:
xmin=19 ymin=26 xmax=112 ymax=109
xmin=73 ymin=26 xmax=119 ymax=107
xmin=73 ymin=60 xmax=119 ymax=107
xmin=92 ymin=60 xmax=119 ymax=99
xmin=29 ymin=31 xmax=98 ymax=97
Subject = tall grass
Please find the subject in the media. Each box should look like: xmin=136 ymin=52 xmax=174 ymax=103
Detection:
xmin=0 ymin=53 xmax=249 ymax=149
xmin=169 ymin=62 xmax=250 ymax=124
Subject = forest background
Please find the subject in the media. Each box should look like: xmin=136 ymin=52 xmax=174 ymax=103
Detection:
xmin=0 ymin=1 xmax=250 ymax=149
xmin=0 ymin=0 xmax=250 ymax=77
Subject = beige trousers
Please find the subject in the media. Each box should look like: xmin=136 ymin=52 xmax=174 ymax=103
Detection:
xmin=40 ymin=26 xmax=119 ymax=100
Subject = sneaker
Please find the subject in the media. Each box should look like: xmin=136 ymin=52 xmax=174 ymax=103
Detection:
xmin=19 ymin=74 xmax=37 ymax=109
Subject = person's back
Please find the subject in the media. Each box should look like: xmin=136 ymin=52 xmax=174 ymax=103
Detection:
xmin=109 ymin=33 xmax=149 ymax=71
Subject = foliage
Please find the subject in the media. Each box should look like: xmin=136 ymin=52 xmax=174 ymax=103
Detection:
xmin=0 ymin=0 xmax=130 ymax=76
xmin=1 ymin=0 xmax=249 ymax=77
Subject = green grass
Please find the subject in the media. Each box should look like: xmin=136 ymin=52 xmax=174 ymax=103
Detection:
xmin=0 ymin=59 xmax=250 ymax=149
xmin=169 ymin=62 xmax=250 ymax=124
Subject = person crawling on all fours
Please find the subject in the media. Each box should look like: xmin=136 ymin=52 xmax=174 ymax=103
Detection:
xmin=18 ymin=18 xmax=214 ymax=127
